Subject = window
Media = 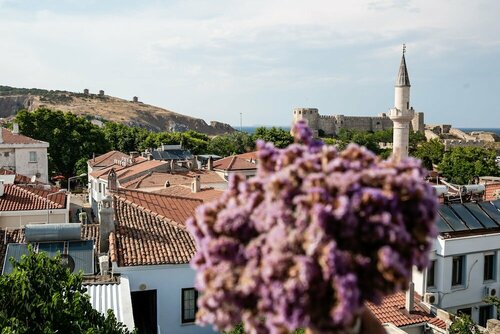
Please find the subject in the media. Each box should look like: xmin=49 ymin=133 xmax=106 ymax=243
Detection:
xmin=98 ymin=183 xmax=102 ymax=193
xmin=479 ymin=305 xmax=493 ymax=327
xmin=457 ymin=308 xmax=471 ymax=317
xmin=452 ymin=256 xmax=464 ymax=286
xmin=3 ymin=152 xmax=9 ymax=157
xmin=484 ymin=253 xmax=495 ymax=281
xmin=181 ymin=288 xmax=198 ymax=324
xmin=29 ymin=151 xmax=37 ymax=162
xmin=427 ymin=260 xmax=436 ymax=288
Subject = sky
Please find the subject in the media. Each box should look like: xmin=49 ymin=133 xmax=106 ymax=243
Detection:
xmin=0 ymin=0 xmax=499 ymax=128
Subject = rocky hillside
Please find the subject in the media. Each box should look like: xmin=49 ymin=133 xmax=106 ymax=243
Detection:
xmin=0 ymin=86 xmax=234 ymax=135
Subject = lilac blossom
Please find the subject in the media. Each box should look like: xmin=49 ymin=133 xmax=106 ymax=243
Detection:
xmin=186 ymin=120 xmax=438 ymax=334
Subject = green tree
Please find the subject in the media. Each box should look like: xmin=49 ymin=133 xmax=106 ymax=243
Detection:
xmin=408 ymin=130 xmax=427 ymax=155
xmin=438 ymin=146 xmax=499 ymax=184
xmin=0 ymin=247 xmax=133 ymax=333
xmin=449 ymin=314 xmax=479 ymax=334
xmin=207 ymin=132 xmax=255 ymax=157
xmin=253 ymin=127 xmax=293 ymax=149
xmin=413 ymin=139 xmax=445 ymax=170
xmin=15 ymin=108 xmax=110 ymax=179
xmin=102 ymin=122 xmax=149 ymax=153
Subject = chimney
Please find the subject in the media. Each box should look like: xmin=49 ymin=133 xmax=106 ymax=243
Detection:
xmin=207 ymin=156 xmax=213 ymax=171
xmin=405 ymin=281 xmax=415 ymax=313
xmin=191 ymin=176 xmax=201 ymax=193
xmin=170 ymin=159 xmax=176 ymax=172
xmin=12 ymin=123 xmax=19 ymax=134
xmin=0 ymin=183 xmax=4 ymax=197
xmin=0 ymin=128 xmax=3 ymax=144
xmin=98 ymin=196 xmax=114 ymax=254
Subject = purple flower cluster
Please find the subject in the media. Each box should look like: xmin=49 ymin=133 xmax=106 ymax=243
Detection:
xmin=186 ymin=120 xmax=438 ymax=334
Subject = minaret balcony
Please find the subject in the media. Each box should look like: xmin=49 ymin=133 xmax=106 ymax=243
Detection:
xmin=389 ymin=108 xmax=414 ymax=122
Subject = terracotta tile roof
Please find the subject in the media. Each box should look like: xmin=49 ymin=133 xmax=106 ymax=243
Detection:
xmin=236 ymin=151 xmax=258 ymax=160
xmin=114 ymin=160 xmax=167 ymax=181
xmin=213 ymin=155 xmax=257 ymax=171
xmin=0 ymin=128 xmax=48 ymax=146
xmin=110 ymin=196 xmax=196 ymax=266
xmin=366 ymin=292 xmax=435 ymax=328
xmin=154 ymin=185 xmax=224 ymax=202
xmin=0 ymin=169 xmax=34 ymax=184
xmin=114 ymin=189 xmax=202 ymax=225
xmin=88 ymin=151 xmax=129 ymax=168
xmin=0 ymin=224 xmax=100 ymax=269
xmin=89 ymin=164 xmax=124 ymax=178
xmin=427 ymin=317 xmax=447 ymax=330
xmin=0 ymin=185 xmax=67 ymax=211
xmin=122 ymin=171 xmax=226 ymax=189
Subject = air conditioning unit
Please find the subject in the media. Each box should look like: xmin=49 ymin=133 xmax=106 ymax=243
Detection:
xmin=484 ymin=286 xmax=497 ymax=297
xmin=424 ymin=292 xmax=439 ymax=305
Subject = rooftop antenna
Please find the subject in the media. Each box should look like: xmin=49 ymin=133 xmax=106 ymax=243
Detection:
xmin=402 ymin=43 xmax=406 ymax=55
xmin=240 ymin=112 xmax=242 ymax=132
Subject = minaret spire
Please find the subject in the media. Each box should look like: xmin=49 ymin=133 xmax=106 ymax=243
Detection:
xmin=396 ymin=44 xmax=411 ymax=87
xmin=389 ymin=44 xmax=414 ymax=161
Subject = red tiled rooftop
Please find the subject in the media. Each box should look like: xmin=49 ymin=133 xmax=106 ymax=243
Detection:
xmin=213 ymin=155 xmax=257 ymax=171
xmin=0 ymin=169 xmax=35 ymax=184
xmin=0 ymin=185 xmax=66 ymax=211
xmin=89 ymin=164 xmax=124 ymax=178
xmin=0 ymin=128 xmax=48 ymax=146
xmin=122 ymin=170 xmax=226 ymax=189
xmin=114 ymin=189 xmax=202 ymax=225
xmin=366 ymin=292 xmax=435 ymax=328
xmin=111 ymin=160 xmax=167 ymax=182
xmin=88 ymin=151 xmax=129 ymax=168
xmin=236 ymin=151 xmax=258 ymax=160
xmin=110 ymin=196 xmax=196 ymax=266
xmin=154 ymin=185 xmax=224 ymax=202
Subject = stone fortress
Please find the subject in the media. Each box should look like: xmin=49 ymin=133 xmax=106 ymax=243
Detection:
xmin=291 ymin=48 xmax=424 ymax=138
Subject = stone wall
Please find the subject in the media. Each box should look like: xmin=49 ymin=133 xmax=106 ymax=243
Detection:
xmin=293 ymin=108 xmax=402 ymax=136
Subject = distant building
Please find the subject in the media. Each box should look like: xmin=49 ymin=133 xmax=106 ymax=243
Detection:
xmin=291 ymin=47 xmax=424 ymax=139
xmin=0 ymin=184 xmax=69 ymax=227
xmin=0 ymin=126 xmax=49 ymax=183
xmin=211 ymin=152 xmax=258 ymax=181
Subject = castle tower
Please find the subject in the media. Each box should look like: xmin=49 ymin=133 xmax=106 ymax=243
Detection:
xmin=389 ymin=45 xmax=415 ymax=161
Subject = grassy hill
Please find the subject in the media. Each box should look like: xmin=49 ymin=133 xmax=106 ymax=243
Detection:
xmin=0 ymin=86 xmax=234 ymax=135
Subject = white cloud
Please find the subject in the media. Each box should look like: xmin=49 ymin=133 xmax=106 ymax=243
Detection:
xmin=0 ymin=0 xmax=498 ymax=126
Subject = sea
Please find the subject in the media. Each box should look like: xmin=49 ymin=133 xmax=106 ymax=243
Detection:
xmin=237 ymin=126 xmax=500 ymax=136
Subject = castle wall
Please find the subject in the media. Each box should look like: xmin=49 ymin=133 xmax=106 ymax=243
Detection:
xmin=305 ymin=113 xmax=394 ymax=136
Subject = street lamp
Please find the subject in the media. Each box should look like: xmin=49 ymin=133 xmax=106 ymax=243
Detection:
xmin=68 ymin=173 xmax=87 ymax=192
xmin=46 ymin=189 xmax=67 ymax=224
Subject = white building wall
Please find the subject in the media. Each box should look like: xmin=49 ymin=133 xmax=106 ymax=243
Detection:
xmin=0 ymin=210 xmax=67 ymax=228
xmin=116 ymin=264 xmax=217 ymax=334
xmin=0 ymin=148 xmax=16 ymax=170
xmin=420 ymin=234 xmax=500 ymax=323
xmin=13 ymin=147 xmax=49 ymax=183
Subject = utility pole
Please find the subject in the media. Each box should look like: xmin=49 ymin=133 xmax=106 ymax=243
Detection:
xmin=240 ymin=112 xmax=243 ymax=131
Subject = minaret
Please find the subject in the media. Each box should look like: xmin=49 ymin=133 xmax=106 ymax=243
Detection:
xmin=389 ymin=44 xmax=414 ymax=161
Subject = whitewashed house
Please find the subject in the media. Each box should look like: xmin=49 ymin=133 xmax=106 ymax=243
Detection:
xmin=98 ymin=188 xmax=216 ymax=334
xmin=413 ymin=200 xmax=500 ymax=327
xmin=0 ymin=125 xmax=49 ymax=183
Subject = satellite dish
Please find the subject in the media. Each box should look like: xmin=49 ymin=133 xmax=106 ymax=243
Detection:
xmin=61 ymin=254 xmax=75 ymax=273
